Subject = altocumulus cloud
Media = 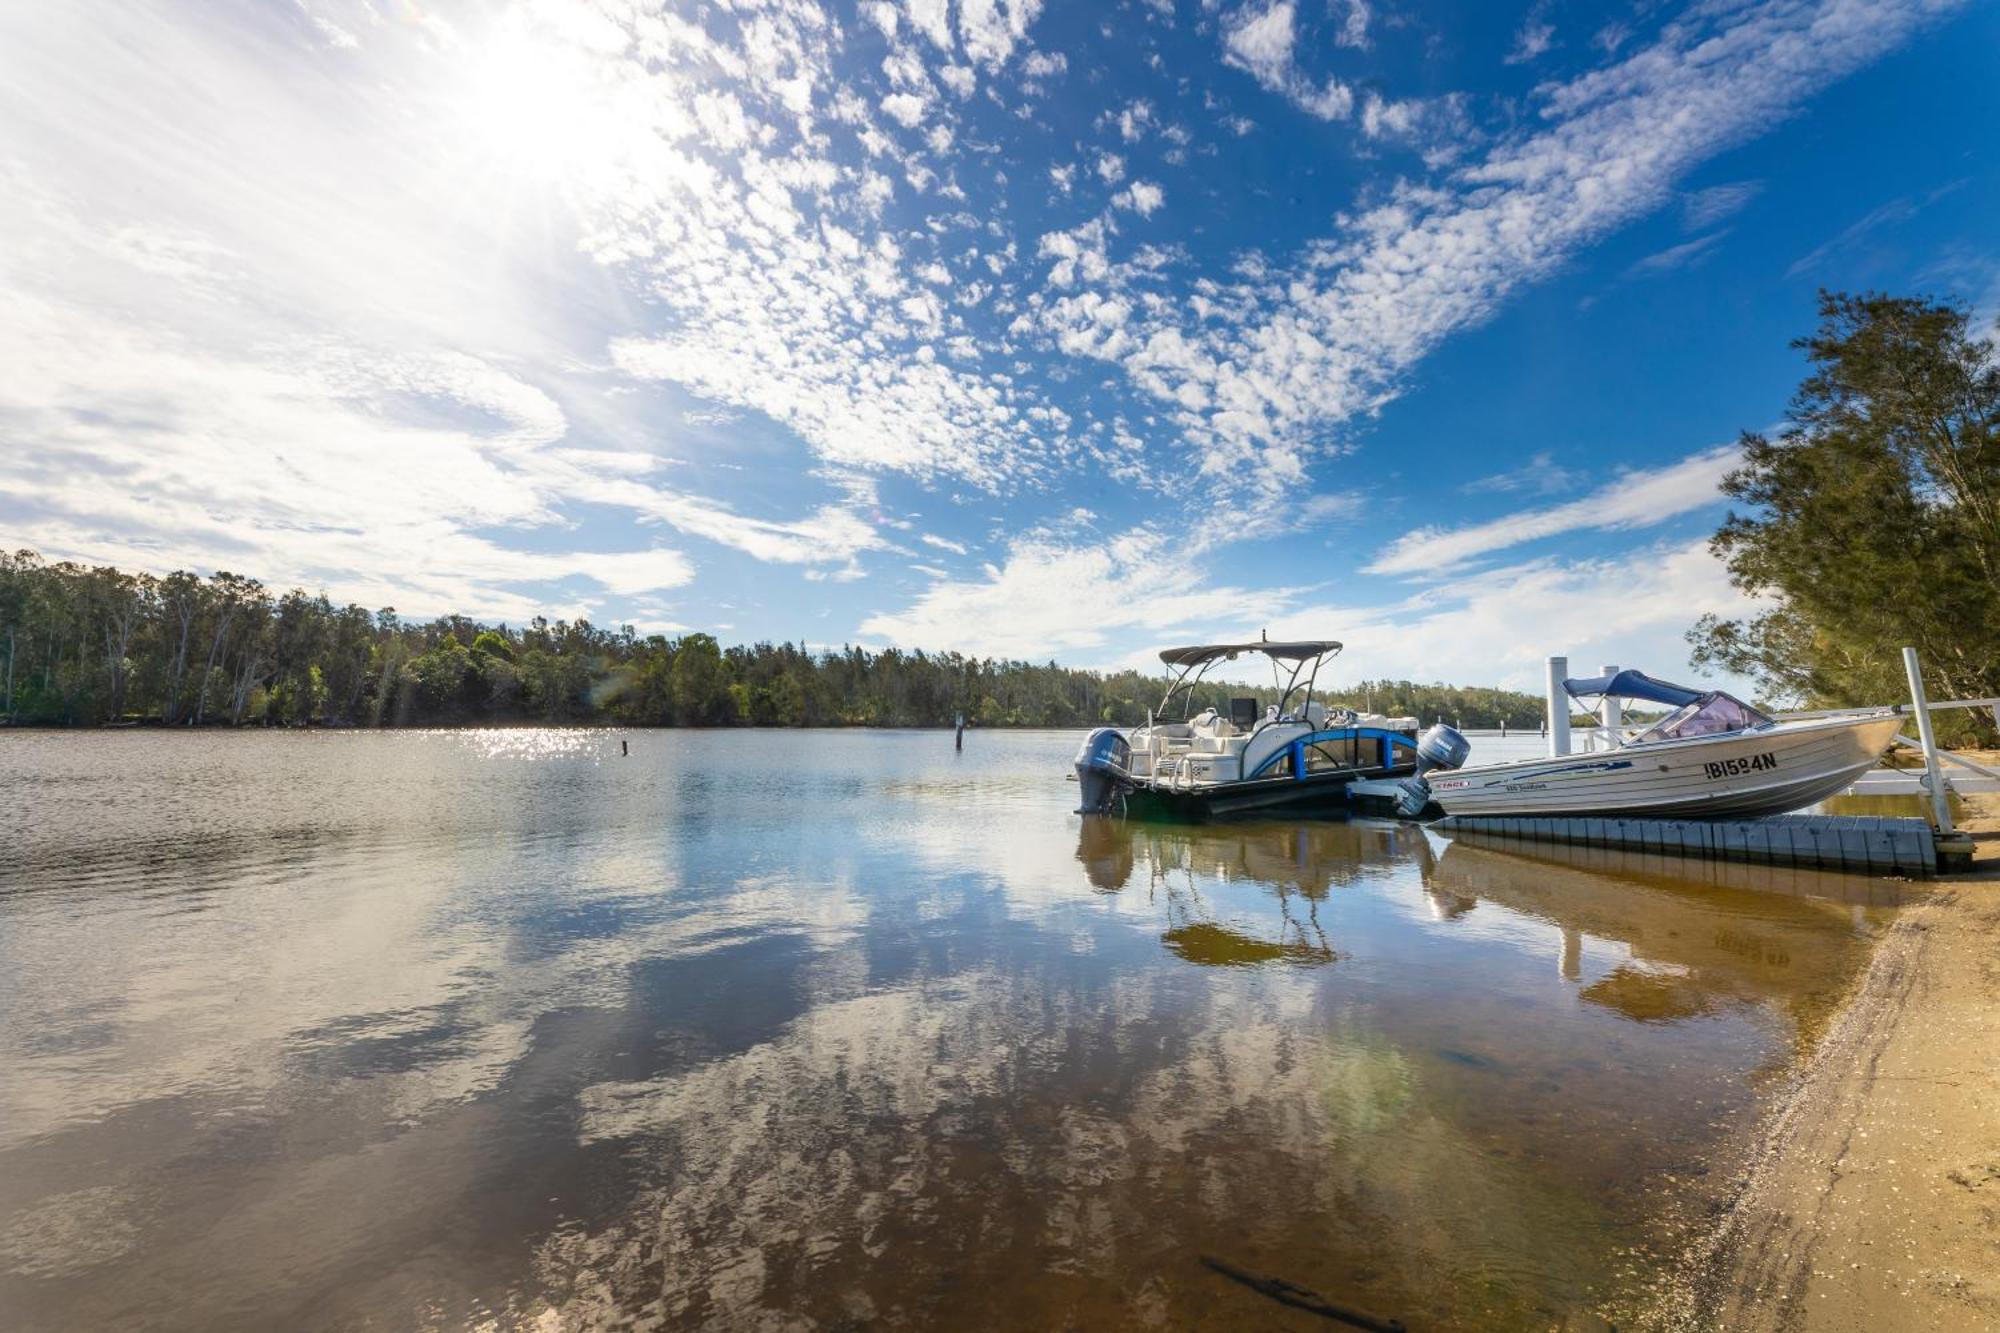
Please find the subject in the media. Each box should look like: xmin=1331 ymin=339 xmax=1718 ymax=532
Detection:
xmin=0 ymin=0 xmax=1968 ymax=658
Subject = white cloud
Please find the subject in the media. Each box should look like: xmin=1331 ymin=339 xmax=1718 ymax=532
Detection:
xmin=859 ymin=531 xmax=1297 ymax=659
xmin=1460 ymin=451 xmax=1583 ymax=497
xmin=1628 ymin=230 xmax=1729 ymax=275
xmin=919 ymin=532 xmax=970 ymax=554
xmin=0 ymin=0 xmax=1963 ymax=662
xmin=1784 ymin=180 xmax=1965 ymax=278
xmin=1337 ymin=0 xmax=1372 ymax=50
xmin=902 ymin=0 xmax=953 ymax=50
xmin=1113 ymin=181 xmax=1166 ymax=216
xmin=1506 ymin=17 xmax=1556 ymax=65
xmin=1366 ymin=445 xmax=1741 ymax=577
xmin=861 ymin=529 xmax=1754 ymax=693
xmin=1221 ymin=1 xmax=1355 ymax=120
xmin=1020 ymin=49 xmax=1067 ymax=79
xmin=956 ymin=0 xmax=1044 ymax=70
xmin=1682 ymin=180 xmax=1764 ymax=230
xmin=1054 ymin=0 xmax=1962 ymax=499
xmin=880 ymin=91 xmax=929 ymax=127
xmin=1272 ymin=539 xmax=1758 ymax=691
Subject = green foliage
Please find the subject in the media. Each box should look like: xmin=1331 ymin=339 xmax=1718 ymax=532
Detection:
xmin=470 ymin=629 xmax=516 ymax=662
xmin=1689 ymin=291 xmax=2000 ymax=744
xmin=670 ymin=632 xmax=729 ymax=725
xmin=1324 ymin=680 xmax=1545 ymax=729
xmin=0 ymin=548 xmax=1545 ymax=730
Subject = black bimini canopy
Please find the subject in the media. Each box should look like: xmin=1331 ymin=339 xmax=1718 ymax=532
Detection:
xmin=1562 ymin=668 xmax=1703 ymax=708
xmin=1158 ymin=640 xmax=1342 ymax=668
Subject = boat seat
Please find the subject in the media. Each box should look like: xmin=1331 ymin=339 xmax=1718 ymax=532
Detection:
xmin=1189 ymin=712 xmax=1244 ymax=754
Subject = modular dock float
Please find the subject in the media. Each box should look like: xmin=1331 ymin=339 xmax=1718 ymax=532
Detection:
xmin=1433 ymin=812 xmax=1950 ymax=877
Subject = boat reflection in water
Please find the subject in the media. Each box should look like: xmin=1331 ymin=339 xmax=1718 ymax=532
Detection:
xmin=1055 ymin=811 xmax=1909 ymax=1327
xmin=1 ymin=731 xmax=1917 ymax=1333
xmin=1077 ymin=818 xmax=1435 ymax=967
xmin=1081 ymin=813 xmax=1906 ymax=1032
xmin=1419 ymin=829 xmax=1908 ymax=1043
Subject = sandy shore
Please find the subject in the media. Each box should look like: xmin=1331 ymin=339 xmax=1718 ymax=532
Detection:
xmin=1679 ymin=793 xmax=2000 ymax=1330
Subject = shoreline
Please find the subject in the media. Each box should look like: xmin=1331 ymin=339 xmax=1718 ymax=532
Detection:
xmin=1672 ymin=792 xmax=2000 ymax=1329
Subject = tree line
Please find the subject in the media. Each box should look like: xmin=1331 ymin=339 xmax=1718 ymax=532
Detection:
xmin=0 ymin=551 xmax=1546 ymax=730
xmin=1692 ymin=291 xmax=2000 ymax=747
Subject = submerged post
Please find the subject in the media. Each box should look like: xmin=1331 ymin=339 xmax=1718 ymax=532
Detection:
xmin=1903 ymin=646 xmax=1953 ymax=834
xmin=1545 ymin=656 xmax=1571 ymax=757
xmin=1598 ymin=663 xmax=1621 ymax=750
xmin=955 ymin=712 xmax=964 ymax=751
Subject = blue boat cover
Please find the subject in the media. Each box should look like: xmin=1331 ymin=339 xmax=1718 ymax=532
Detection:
xmin=1561 ymin=669 xmax=1704 ymax=707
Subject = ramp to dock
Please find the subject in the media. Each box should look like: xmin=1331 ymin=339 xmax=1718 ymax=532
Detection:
xmin=1433 ymin=812 xmax=1938 ymax=877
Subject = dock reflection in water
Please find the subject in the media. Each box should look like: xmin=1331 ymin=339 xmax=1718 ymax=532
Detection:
xmin=0 ymin=731 xmax=1911 ymax=1331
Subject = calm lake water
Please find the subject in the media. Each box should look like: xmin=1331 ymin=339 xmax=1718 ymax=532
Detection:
xmin=0 ymin=729 xmax=1910 ymax=1331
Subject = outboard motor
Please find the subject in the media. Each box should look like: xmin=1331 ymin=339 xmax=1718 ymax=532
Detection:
xmin=1394 ymin=723 xmax=1471 ymax=818
xmin=1416 ymin=723 xmax=1471 ymax=774
xmin=1073 ymin=726 xmax=1133 ymax=815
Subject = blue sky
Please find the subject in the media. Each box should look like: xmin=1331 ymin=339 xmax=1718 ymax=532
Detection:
xmin=1 ymin=0 xmax=1995 ymax=690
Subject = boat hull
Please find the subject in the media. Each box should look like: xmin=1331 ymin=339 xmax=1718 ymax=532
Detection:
xmin=1426 ymin=714 xmax=1905 ymax=820
xmin=1122 ymin=768 xmax=1396 ymax=821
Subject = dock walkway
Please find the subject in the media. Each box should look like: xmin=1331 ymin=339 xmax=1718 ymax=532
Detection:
xmin=1434 ymin=811 xmax=1940 ymax=877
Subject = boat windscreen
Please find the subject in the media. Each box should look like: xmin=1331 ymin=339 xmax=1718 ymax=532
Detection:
xmin=1632 ymin=692 xmax=1772 ymax=743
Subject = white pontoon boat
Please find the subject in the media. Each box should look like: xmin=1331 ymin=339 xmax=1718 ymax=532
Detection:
xmin=1073 ymin=638 xmax=1429 ymax=819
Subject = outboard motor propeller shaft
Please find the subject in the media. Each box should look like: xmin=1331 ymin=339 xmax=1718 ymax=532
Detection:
xmin=1073 ymin=727 xmax=1133 ymax=815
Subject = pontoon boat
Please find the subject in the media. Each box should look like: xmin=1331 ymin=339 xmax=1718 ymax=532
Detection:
xmin=1072 ymin=638 xmax=1429 ymax=819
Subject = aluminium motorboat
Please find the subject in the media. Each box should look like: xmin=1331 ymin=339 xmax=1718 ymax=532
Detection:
xmin=1400 ymin=669 xmax=1905 ymax=820
xmin=1072 ymin=638 xmax=1437 ymax=820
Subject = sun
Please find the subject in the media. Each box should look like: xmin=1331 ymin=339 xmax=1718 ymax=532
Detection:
xmin=455 ymin=11 xmax=630 ymax=190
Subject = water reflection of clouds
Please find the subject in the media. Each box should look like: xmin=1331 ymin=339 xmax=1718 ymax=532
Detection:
xmin=551 ymin=948 xmax=1660 ymax=1329
xmin=0 ymin=731 xmax=1907 ymax=1329
xmin=0 ymin=828 xmax=869 ymax=1304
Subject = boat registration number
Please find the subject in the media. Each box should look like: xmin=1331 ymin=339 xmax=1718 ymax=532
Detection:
xmin=1704 ymin=752 xmax=1777 ymax=780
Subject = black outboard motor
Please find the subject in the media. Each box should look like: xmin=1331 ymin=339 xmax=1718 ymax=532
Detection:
xmin=1073 ymin=727 xmax=1133 ymax=815
xmin=1394 ymin=723 xmax=1470 ymax=818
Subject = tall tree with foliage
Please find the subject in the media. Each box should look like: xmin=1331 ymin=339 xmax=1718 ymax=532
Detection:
xmin=1690 ymin=292 xmax=2000 ymax=740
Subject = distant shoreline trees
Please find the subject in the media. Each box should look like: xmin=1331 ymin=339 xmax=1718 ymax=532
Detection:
xmin=1691 ymin=291 xmax=2000 ymax=745
xmin=0 ymin=549 xmax=1544 ymax=731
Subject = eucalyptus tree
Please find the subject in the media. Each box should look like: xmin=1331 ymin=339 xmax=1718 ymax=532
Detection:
xmin=1692 ymin=292 xmax=2000 ymax=740
xmin=0 ymin=547 xmax=1549 ymax=728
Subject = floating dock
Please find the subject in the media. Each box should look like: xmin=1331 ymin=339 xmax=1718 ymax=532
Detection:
xmin=1434 ymin=812 xmax=1949 ymax=877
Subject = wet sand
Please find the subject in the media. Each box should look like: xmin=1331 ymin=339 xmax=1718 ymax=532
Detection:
xmin=1683 ymin=792 xmax=2000 ymax=1330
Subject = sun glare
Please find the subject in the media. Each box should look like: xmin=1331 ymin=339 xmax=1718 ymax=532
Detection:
xmin=457 ymin=18 xmax=621 ymax=188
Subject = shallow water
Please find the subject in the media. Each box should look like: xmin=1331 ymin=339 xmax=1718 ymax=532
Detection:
xmin=0 ymin=729 xmax=1909 ymax=1330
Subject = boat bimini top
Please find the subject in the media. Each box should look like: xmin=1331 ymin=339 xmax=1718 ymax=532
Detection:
xmin=1562 ymin=668 xmax=1774 ymax=744
xmin=1152 ymin=638 xmax=1343 ymax=724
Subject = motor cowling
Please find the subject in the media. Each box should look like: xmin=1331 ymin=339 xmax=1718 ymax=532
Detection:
xmin=1393 ymin=724 xmax=1470 ymax=820
xmin=1073 ymin=726 xmax=1133 ymax=815
xmin=1416 ymin=723 xmax=1470 ymax=774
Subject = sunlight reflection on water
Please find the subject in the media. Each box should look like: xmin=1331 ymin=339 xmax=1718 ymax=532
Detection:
xmin=0 ymin=729 xmax=1910 ymax=1331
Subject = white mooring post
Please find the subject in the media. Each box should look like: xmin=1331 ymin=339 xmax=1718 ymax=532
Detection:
xmin=1545 ymin=656 xmax=1571 ymax=757
xmin=1598 ymin=663 xmax=1621 ymax=750
xmin=1902 ymin=646 xmax=1955 ymax=835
